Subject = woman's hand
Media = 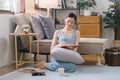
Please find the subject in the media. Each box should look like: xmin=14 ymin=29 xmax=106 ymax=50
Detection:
xmin=59 ymin=41 xmax=68 ymax=48
xmin=66 ymin=46 xmax=74 ymax=50
xmin=66 ymin=44 xmax=77 ymax=50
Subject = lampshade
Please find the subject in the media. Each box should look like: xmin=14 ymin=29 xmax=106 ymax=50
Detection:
xmin=39 ymin=0 xmax=58 ymax=16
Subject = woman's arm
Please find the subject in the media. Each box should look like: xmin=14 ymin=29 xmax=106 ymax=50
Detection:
xmin=74 ymin=30 xmax=80 ymax=51
xmin=50 ymin=30 xmax=60 ymax=50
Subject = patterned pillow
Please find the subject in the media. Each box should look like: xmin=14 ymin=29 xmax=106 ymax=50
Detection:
xmin=39 ymin=16 xmax=55 ymax=39
xmin=51 ymin=48 xmax=84 ymax=64
xmin=30 ymin=16 xmax=45 ymax=40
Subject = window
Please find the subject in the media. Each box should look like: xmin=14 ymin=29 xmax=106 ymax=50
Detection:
xmin=0 ymin=0 xmax=10 ymax=11
xmin=0 ymin=0 xmax=21 ymax=13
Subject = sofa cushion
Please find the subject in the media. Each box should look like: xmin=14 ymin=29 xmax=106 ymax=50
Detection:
xmin=30 ymin=16 xmax=45 ymax=40
xmin=39 ymin=16 xmax=55 ymax=39
xmin=51 ymin=48 xmax=84 ymax=64
xmin=24 ymin=13 xmax=32 ymax=24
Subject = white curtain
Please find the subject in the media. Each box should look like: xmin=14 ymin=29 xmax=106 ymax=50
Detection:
xmin=5 ymin=0 xmax=21 ymax=13
xmin=10 ymin=0 xmax=21 ymax=13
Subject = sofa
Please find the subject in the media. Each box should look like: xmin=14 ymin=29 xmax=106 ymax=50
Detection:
xmin=14 ymin=13 xmax=112 ymax=65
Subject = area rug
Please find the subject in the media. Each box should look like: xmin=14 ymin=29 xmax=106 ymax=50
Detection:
xmin=0 ymin=65 xmax=120 ymax=80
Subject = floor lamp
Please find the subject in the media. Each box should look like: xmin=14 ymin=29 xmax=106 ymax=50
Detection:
xmin=39 ymin=0 xmax=58 ymax=16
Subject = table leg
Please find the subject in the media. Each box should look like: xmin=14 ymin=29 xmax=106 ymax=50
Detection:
xmin=8 ymin=35 xmax=12 ymax=64
xmin=35 ymin=35 xmax=40 ymax=63
xmin=15 ymin=36 xmax=18 ymax=69
xmin=29 ymin=36 xmax=32 ymax=64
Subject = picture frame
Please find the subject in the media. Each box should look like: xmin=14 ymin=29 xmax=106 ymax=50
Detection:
xmin=65 ymin=0 xmax=77 ymax=9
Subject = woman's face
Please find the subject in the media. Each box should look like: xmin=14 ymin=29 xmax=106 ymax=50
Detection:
xmin=65 ymin=17 xmax=75 ymax=28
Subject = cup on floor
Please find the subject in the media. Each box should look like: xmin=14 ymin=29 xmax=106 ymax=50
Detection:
xmin=58 ymin=68 xmax=64 ymax=76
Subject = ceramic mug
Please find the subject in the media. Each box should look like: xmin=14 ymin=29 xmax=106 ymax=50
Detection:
xmin=58 ymin=68 xmax=64 ymax=76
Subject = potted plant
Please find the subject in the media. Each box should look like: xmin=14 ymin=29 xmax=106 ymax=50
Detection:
xmin=21 ymin=24 xmax=31 ymax=34
xmin=77 ymin=0 xmax=97 ymax=16
xmin=103 ymin=0 xmax=120 ymax=40
xmin=103 ymin=0 xmax=120 ymax=28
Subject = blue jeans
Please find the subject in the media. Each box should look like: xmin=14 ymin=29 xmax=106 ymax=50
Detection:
xmin=46 ymin=57 xmax=76 ymax=73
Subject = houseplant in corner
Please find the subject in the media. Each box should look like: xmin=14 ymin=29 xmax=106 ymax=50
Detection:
xmin=103 ymin=0 xmax=120 ymax=40
xmin=103 ymin=0 xmax=120 ymax=28
xmin=21 ymin=24 xmax=31 ymax=34
xmin=77 ymin=0 xmax=96 ymax=16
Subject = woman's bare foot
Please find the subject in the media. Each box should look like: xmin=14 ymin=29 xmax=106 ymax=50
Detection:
xmin=35 ymin=61 xmax=46 ymax=69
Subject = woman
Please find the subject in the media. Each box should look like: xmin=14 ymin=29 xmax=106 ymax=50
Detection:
xmin=35 ymin=13 xmax=84 ymax=73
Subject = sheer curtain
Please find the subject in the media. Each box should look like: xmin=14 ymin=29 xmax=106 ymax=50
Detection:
xmin=2 ymin=0 xmax=36 ymax=14
xmin=9 ymin=0 xmax=21 ymax=13
xmin=2 ymin=0 xmax=22 ymax=13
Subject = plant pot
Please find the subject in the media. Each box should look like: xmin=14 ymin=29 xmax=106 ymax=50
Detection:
xmin=84 ymin=10 xmax=91 ymax=16
xmin=23 ymin=29 xmax=29 ymax=34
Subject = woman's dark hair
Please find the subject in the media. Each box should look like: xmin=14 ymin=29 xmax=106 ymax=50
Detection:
xmin=66 ymin=13 xmax=77 ymax=21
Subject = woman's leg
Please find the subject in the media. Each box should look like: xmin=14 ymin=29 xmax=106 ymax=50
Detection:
xmin=46 ymin=58 xmax=59 ymax=71
xmin=35 ymin=57 xmax=76 ymax=73
xmin=35 ymin=61 xmax=47 ymax=69
xmin=46 ymin=58 xmax=76 ymax=73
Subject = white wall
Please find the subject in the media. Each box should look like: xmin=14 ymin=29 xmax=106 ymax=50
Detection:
xmin=0 ymin=14 xmax=15 ymax=67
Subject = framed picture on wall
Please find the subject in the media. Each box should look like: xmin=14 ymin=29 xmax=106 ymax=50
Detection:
xmin=65 ymin=0 xmax=77 ymax=9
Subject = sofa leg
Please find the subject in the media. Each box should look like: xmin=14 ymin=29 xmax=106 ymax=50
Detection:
xmin=101 ymin=52 xmax=105 ymax=64
xmin=96 ymin=52 xmax=105 ymax=66
xmin=34 ymin=54 xmax=37 ymax=61
xmin=96 ymin=54 xmax=101 ymax=65
xmin=46 ymin=55 xmax=49 ymax=62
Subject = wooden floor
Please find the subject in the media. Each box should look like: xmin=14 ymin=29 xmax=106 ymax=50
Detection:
xmin=0 ymin=54 xmax=98 ymax=76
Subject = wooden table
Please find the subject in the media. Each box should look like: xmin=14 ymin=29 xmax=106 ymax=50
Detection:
xmin=9 ymin=33 xmax=40 ymax=69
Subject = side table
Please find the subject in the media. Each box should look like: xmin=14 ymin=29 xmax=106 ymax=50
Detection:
xmin=9 ymin=33 xmax=40 ymax=69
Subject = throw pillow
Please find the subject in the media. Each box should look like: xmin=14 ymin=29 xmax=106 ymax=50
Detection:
xmin=24 ymin=13 xmax=32 ymax=24
xmin=51 ymin=48 xmax=84 ymax=64
xmin=39 ymin=16 xmax=55 ymax=39
xmin=30 ymin=16 xmax=45 ymax=40
xmin=14 ymin=13 xmax=32 ymax=33
xmin=14 ymin=13 xmax=32 ymax=49
xmin=14 ymin=13 xmax=27 ymax=27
